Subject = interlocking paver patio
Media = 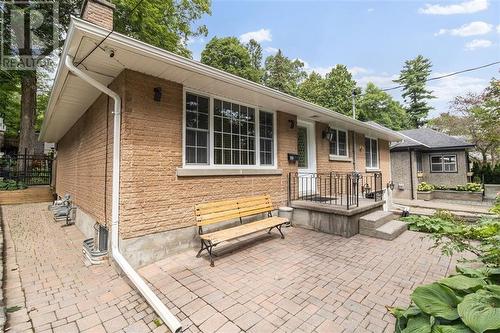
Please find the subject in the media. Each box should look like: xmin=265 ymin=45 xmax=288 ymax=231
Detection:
xmin=2 ymin=203 xmax=464 ymax=333
xmin=2 ymin=203 xmax=169 ymax=333
xmin=139 ymin=225 xmax=463 ymax=333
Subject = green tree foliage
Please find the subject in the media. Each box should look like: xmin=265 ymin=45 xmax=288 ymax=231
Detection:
xmin=0 ymin=70 xmax=21 ymax=138
xmin=322 ymin=65 xmax=359 ymax=116
xmin=297 ymin=71 xmax=327 ymax=106
xmin=394 ymin=55 xmax=435 ymax=128
xmin=263 ymin=50 xmax=306 ymax=95
xmin=113 ymin=0 xmax=210 ymax=58
xmin=201 ymin=37 xmax=261 ymax=82
xmin=357 ymin=83 xmax=409 ymax=130
xmin=429 ymin=79 xmax=500 ymax=165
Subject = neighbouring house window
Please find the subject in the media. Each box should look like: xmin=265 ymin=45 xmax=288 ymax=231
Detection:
xmin=416 ymin=152 xmax=423 ymax=172
xmin=329 ymin=129 xmax=348 ymax=157
xmin=184 ymin=91 xmax=276 ymax=167
xmin=259 ymin=111 xmax=274 ymax=165
xmin=185 ymin=93 xmax=209 ymax=164
xmin=430 ymin=154 xmax=457 ymax=173
xmin=213 ymin=99 xmax=255 ymax=165
xmin=365 ymin=137 xmax=378 ymax=169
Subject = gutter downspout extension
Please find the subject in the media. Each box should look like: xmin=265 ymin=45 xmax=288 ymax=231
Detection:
xmin=64 ymin=56 xmax=182 ymax=333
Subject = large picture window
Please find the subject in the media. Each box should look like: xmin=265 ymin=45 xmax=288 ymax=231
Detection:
xmin=184 ymin=91 xmax=275 ymax=167
xmin=365 ymin=137 xmax=378 ymax=169
xmin=329 ymin=128 xmax=348 ymax=157
xmin=430 ymin=154 xmax=457 ymax=173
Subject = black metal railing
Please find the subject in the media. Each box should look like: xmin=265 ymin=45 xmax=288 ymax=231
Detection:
xmin=0 ymin=154 xmax=53 ymax=185
xmin=287 ymin=171 xmax=383 ymax=209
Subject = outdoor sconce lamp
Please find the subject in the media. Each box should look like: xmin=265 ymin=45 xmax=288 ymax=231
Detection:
xmin=322 ymin=128 xmax=336 ymax=142
xmin=288 ymin=120 xmax=295 ymax=129
xmin=417 ymin=171 xmax=424 ymax=178
xmin=153 ymin=87 xmax=162 ymax=102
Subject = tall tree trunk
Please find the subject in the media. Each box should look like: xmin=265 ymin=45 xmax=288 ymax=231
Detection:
xmin=18 ymin=70 xmax=37 ymax=156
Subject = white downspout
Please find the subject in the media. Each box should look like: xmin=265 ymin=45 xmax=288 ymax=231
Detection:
xmin=64 ymin=56 xmax=182 ymax=333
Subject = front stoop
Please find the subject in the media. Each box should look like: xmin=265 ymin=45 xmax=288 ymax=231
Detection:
xmin=359 ymin=211 xmax=407 ymax=240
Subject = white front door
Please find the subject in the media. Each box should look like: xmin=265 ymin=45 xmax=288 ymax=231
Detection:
xmin=297 ymin=120 xmax=316 ymax=196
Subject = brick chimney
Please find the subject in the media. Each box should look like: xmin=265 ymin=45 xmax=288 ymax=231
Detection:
xmin=81 ymin=0 xmax=115 ymax=30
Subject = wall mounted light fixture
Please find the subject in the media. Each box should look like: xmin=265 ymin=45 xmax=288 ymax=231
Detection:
xmin=288 ymin=120 xmax=295 ymax=129
xmin=153 ymin=87 xmax=162 ymax=102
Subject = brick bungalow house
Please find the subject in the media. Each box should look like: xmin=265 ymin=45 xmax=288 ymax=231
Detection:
xmin=40 ymin=0 xmax=403 ymax=269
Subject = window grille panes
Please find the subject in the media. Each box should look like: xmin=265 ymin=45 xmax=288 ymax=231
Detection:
xmin=365 ymin=138 xmax=378 ymax=168
xmin=329 ymin=129 xmax=347 ymax=156
xmin=213 ymin=98 xmax=255 ymax=165
xmin=259 ymin=111 xmax=274 ymax=165
xmin=431 ymin=156 xmax=443 ymax=172
xmin=338 ymin=130 xmax=347 ymax=156
xmin=443 ymin=155 xmax=457 ymax=172
xmin=329 ymin=129 xmax=337 ymax=155
xmin=185 ymin=93 xmax=209 ymax=164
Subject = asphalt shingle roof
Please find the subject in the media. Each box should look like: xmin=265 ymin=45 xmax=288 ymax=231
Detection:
xmin=391 ymin=127 xmax=474 ymax=150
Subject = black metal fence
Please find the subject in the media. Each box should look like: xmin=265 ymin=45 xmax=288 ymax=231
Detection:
xmin=0 ymin=154 xmax=53 ymax=185
xmin=288 ymin=171 xmax=383 ymax=209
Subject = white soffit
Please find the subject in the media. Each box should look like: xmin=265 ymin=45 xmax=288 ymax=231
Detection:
xmin=40 ymin=17 xmax=404 ymax=143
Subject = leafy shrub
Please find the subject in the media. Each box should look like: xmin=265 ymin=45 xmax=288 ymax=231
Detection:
xmin=388 ymin=265 xmax=500 ymax=333
xmin=434 ymin=184 xmax=448 ymax=190
xmin=0 ymin=180 xmax=27 ymax=191
xmin=472 ymin=161 xmax=500 ymax=184
xmin=490 ymin=194 xmax=500 ymax=215
xmin=433 ymin=209 xmax=459 ymax=222
xmin=402 ymin=215 xmax=500 ymax=267
xmin=417 ymin=182 xmax=434 ymax=192
xmin=465 ymin=183 xmax=482 ymax=192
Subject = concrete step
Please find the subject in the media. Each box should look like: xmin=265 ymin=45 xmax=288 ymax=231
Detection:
xmin=359 ymin=211 xmax=396 ymax=233
xmin=374 ymin=220 xmax=408 ymax=240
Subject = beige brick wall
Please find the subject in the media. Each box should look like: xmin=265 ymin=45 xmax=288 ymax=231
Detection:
xmin=55 ymin=74 xmax=124 ymax=227
xmin=119 ymin=71 xmax=298 ymax=239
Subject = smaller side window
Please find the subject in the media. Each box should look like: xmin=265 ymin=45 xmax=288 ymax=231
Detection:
xmin=329 ymin=129 xmax=348 ymax=157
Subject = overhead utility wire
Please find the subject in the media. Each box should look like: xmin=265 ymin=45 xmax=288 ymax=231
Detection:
xmin=378 ymin=60 xmax=500 ymax=94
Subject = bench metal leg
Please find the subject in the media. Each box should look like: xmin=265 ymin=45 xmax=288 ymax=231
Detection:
xmin=196 ymin=240 xmax=215 ymax=267
xmin=267 ymin=224 xmax=285 ymax=239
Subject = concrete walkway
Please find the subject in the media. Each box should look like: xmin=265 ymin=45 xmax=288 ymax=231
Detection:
xmin=2 ymin=203 xmax=169 ymax=333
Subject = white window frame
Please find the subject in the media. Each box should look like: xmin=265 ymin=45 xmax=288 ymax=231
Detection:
xmin=182 ymin=87 xmax=278 ymax=169
xmin=430 ymin=154 xmax=457 ymax=173
xmin=365 ymin=136 xmax=379 ymax=170
xmin=328 ymin=127 xmax=349 ymax=158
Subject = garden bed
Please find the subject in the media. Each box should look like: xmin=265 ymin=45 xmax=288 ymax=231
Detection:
xmin=0 ymin=186 xmax=53 ymax=205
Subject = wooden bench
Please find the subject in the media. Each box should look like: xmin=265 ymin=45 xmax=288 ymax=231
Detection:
xmin=194 ymin=195 xmax=288 ymax=267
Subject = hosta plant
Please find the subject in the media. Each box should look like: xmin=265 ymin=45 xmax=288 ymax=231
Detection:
xmin=388 ymin=265 xmax=500 ymax=333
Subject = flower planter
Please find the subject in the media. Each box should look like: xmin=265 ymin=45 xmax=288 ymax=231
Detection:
xmin=417 ymin=189 xmax=483 ymax=202
xmin=417 ymin=191 xmax=433 ymax=201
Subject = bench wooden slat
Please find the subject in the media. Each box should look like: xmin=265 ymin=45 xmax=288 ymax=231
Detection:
xmin=195 ymin=195 xmax=274 ymax=227
xmin=195 ymin=195 xmax=269 ymax=210
xmin=200 ymin=216 xmax=288 ymax=244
